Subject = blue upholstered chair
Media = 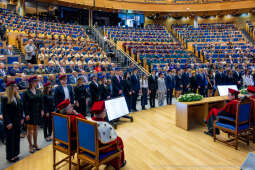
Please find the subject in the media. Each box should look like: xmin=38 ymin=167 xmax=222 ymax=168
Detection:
xmin=213 ymin=98 xmax=252 ymax=150
xmin=52 ymin=113 xmax=77 ymax=170
xmin=76 ymin=118 xmax=121 ymax=170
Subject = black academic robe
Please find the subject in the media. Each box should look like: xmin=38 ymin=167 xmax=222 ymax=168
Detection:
xmin=2 ymin=96 xmax=23 ymax=160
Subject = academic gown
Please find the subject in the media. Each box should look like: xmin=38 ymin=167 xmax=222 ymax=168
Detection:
xmin=66 ymin=113 xmax=85 ymax=149
xmin=2 ymin=97 xmax=23 ymax=160
xmin=91 ymin=117 xmax=125 ymax=169
xmin=206 ymin=99 xmax=239 ymax=132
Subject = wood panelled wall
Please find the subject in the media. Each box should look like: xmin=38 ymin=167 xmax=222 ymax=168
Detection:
xmin=38 ymin=0 xmax=255 ymax=13
xmin=145 ymin=13 xmax=255 ymax=29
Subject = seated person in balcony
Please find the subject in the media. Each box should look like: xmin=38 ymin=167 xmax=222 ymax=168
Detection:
xmin=90 ymin=101 xmax=126 ymax=169
xmin=48 ymin=55 xmax=59 ymax=66
xmin=78 ymin=57 xmax=86 ymax=65
xmin=18 ymin=73 xmax=28 ymax=90
xmin=8 ymin=62 xmax=22 ymax=76
xmin=24 ymin=63 xmax=35 ymax=75
xmin=38 ymin=48 xmax=48 ymax=64
xmin=46 ymin=62 xmax=58 ymax=74
xmin=36 ymin=64 xmax=46 ymax=74
xmin=5 ymin=45 xmax=15 ymax=56
xmin=62 ymin=56 xmax=70 ymax=65
xmin=68 ymin=71 xmax=78 ymax=85
xmin=204 ymin=88 xmax=239 ymax=136
xmin=0 ymin=63 xmax=7 ymax=77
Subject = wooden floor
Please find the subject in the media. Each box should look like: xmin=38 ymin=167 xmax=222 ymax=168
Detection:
xmin=6 ymin=105 xmax=255 ymax=170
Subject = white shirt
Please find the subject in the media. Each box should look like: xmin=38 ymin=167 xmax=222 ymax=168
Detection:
xmin=242 ymin=75 xmax=254 ymax=87
xmin=63 ymin=86 xmax=70 ymax=100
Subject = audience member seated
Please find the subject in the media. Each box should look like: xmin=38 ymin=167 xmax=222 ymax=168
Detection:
xmin=17 ymin=73 xmax=28 ymax=90
xmin=8 ymin=62 xmax=22 ymax=76
xmin=23 ymin=63 xmax=35 ymax=75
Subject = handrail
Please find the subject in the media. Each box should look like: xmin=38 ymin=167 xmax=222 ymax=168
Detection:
xmin=90 ymin=25 xmax=150 ymax=76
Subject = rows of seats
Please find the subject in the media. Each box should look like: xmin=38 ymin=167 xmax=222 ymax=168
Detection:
xmin=121 ymin=41 xmax=196 ymax=71
xmin=0 ymin=8 xmax=112 ymax=68
xmin=104 ymin=25 xmax=197 ymax=72
xmin=104 ymin=26 xmax=173 ymax=42
xmin=193 ymin=42 xmax=255 ymax=63
xmin=21 ymin=37 xmax=110 ymax=65
xmin=0 ymin=8 xmax=83 ymax=40
xmin=246 ymin=21 xmax=255 ymax=41
xmin=172 ymin=23 xmax=245 ymax=45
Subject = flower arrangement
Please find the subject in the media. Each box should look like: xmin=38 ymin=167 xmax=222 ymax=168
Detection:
xmin=177 ymin=93 xmax=203 ymax=102
xmin=240 ymin=88 xmax=248 ymax=95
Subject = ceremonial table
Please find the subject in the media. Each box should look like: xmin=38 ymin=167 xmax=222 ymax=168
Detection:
xmin=176 ymin=96 xmax=229 ymax=130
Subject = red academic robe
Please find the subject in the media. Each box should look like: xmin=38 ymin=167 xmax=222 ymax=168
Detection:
xmin=206 ymin=99 xmax=239 ymax=122
xmin=68 ymin=114 xmax=86 ymax=148
xmin=92 ymin=117 xmax=125 ymax=169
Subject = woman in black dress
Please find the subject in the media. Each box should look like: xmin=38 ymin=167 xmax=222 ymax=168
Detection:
xmin=42 ymin=82 xmax=54 ymax=142
xmin=175 ymin=69 xmax=183 ymax=98
xmin=23 ymin=76 xmax=43 ymax=153
xmin=74 ymin=77 xmax=88 ymax=116
xmin=2 ymin=81 xmax=23 ymax=162
xmin=207 ymin=70 xmax=215 ymax=97
xmin=121 ymin=72 xmax=132 ymax=112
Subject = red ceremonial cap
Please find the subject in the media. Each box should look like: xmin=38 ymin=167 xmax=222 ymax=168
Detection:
xmin=247 ymin=86 xmax=255 ymax=93
xmin=6 ymin=80 xmax=16 ymax=87
xmin=43 ymin=82 xmax=51 ymax=88
xmin=59 ymin=74 xmax=67 ymax=80
xmin=28 ymin=75 xmax=38 ymax=83
xmin=56 ymin=99 xmax=71 ymax=110
xmin=91 ymin=101 xmax=105 ymax=114
xmin=228 ymin=88 xmax=240 ymax=95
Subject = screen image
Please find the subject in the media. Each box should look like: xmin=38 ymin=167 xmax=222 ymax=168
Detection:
xmin=105 ymin=97 xmax=130 ymax=121
xmin=217 ymin=85 xmax=238 ymax=96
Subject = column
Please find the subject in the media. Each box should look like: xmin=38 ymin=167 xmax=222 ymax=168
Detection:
xmin=194 ymin=16 xmax=198 ymax=28
xmin=17 ymin=0 xmax=25 ymax=17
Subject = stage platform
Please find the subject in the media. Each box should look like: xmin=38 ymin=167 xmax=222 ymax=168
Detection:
xmin=5 ymin=104 xmax=255 ymax=170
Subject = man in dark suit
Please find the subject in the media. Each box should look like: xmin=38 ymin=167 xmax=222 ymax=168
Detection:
xmin=89 ymin=74 xmax=100 ymax=107
xmin=182 ymin=68 xmax=190 ymax=94
xmin=131 ymin=69 xmax=140 ymax=111
xmin=54 ymin=75 xmax=74 ymax=107
xmin=196 ymin=69 xmax=206 ymax=96
xmin=215 ymin=68 xmax=225 ymax=86
xmin=111 ymin=69 xmax=123 ymax=98
xmin=233 ymin=67 xmax=242 ymax=89
xmin=148 ymin=70 xmax=158 ymax=108
xmin=165 ymin=70 xmax=175 ymax=105
xmin=23 ymin=63 xmax=35 ymax=75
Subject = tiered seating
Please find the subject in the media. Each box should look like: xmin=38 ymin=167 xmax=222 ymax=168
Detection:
xmin=0 ymin=8 xmax=116 ymax=92
xmin=172 ymin=23 xmax=252 ymax=64
xmin=0 ymin=7 xmax=111 ymax=66
xmin=172 ymin=23 xmax=246 ymax=46
xmin=122 ymin=42 xmax=196 ymax=71
xmin=246 ymin=21 xmax=255 ymax=41
xmin=104 ymin=26 xmax=173 ymax=42
xmin=193 ymin=42 xmax=255 ymax=63
xmin=104 ymin=25 xmax=197 ymax=72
